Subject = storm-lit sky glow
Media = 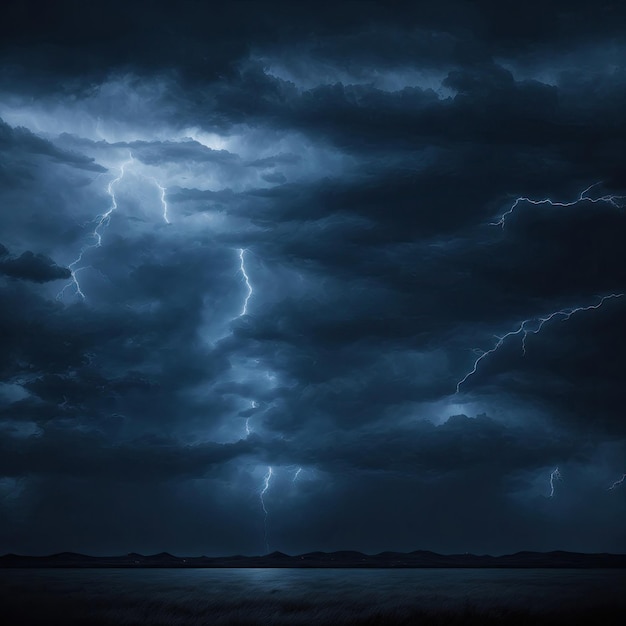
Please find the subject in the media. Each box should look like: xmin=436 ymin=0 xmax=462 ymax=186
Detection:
xmin=1 ymin=0 xmax=625 ymax=557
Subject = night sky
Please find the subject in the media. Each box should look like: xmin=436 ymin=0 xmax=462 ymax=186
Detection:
xmin=1 ymin=0 xmax=625 ymax=557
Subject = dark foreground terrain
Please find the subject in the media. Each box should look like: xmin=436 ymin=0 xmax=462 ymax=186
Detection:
xmin=2 ymin=549 xmax=625 ymax=568
xmin=1 ymin=568 xmax=624 ymax=625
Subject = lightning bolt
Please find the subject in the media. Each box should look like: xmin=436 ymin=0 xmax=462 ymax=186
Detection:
xmin=259 ymin=466 xmax=273 ymax=554
xmin=456 ymin=294 xmax=623 ymax=392
xmin=148 ymin=176 xmax=170 ymax=224
xmin=608 ymin=474 xmax=626 ymax=491
xmin=238 ymin=248 xmax=252 ymax=316
xmin=293 ymin=467 xmax=302 ymax=483
xmin=548 ymin=467 xmax=561 ymax=498
xmin=233 ymin=251 xmax=281 ymax=553
xmin=491 ymin=182 xmax=626 ymax=228
xmin=57 ymin=155 xmax=134 ymax=300
xmin=231 ymin=249 xmax=273 ymax=551
xmin=244 ymin=401 xmax=257 ymax=437
xmin=57 ymin=154 xmax=170 ymax=300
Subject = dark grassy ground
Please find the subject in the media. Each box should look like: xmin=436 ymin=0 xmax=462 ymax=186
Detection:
xmin=2 ymin=568 xmax=624 ymax=625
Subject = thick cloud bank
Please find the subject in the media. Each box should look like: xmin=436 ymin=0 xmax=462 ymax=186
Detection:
xmin=0 ymin=0 xmax=624 ymax=556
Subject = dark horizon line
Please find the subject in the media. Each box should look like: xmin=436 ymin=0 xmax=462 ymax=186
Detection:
xmin=2 ymin=549 xmax=625 ymax=569
xmin=3 ymin=548 xmax=626 ymax=558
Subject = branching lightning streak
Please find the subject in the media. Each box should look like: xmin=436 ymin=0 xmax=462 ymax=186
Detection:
xmin=238 ymin=249 xmax=252 ymax=316
xmin=57 ymin=154 xmax=170 ymax=300
xmin=57 ymin=155 xmax=133 ymax=300
xmin=608 ymin=474 xmax=626 ymax=491
xmin=548 ymin=467 xmax=561 ymax=498
xmin=293 ymin=467 xmax=302 ymax=483
xmin=260 ymin=466 xmax=273 ymax=554
xmin=456 ymin=294 xmax=624 ymax=393
xmin=491 ymin=182 xmax=626 ymax=228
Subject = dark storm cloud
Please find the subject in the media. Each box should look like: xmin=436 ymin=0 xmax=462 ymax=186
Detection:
xmin=122 ymin=140 xmax=239 ymax=166
xmin=0 ymin=427 xmax=255 ymax=481
xmin=0 ymin=246 xmax=71 ymax=283
xmin=0 ymin=118 xmax=105 ymax=172
xmin=0 ymin=245 xmax=247 ymax=437
xmin=246 ymin=153 xmax=302 ymax=168
xmin=304 ymin=415 xmax=583 ymax=476
xmin=2 ymin=1 xmax=623 ymax=84
xmin=1 ymin=0 xmax=625 ymax=556
xmin=207 ymin=60 xmax=626 ymax=165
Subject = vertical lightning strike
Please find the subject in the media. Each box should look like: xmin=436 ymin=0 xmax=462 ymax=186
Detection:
xmin=608 ymin=474 xmax=626 ymax=491
xmin=245 ymin=401 xmax=257 ymax=437
xmin=259 ymin=466 xmax=273 ymax=554
xmin=548 ymin=467 xmax=562 ymax=498
xmin=243 ymin=402 xmax=257 ymax=438
xmin=293 ymin=467 xmax=302 ymax=483
xmin=491 ymin=182 xmax=626 ymax=228
xmin=456 ymin=294 xmax=624 ymax=392
xmin=148 ymin=176 xmax=170 ymax=224
xmin=232 ymin=249 xmax=270 ymax=550
xmin=233 ymin=251 xmax=279 ymax=552
xmin=238 ymin=249 xmax=253 ymax=316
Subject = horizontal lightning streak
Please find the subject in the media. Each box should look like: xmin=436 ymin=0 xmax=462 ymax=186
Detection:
xmin=608 ymin=474 xmax=626 ymax=491
xmin=456 ymin=294 xmax=623 ymax=393
xmin=491 ymin=182 xmax=626 ymax=228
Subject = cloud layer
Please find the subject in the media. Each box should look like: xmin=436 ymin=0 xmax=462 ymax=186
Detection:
xmin=0 ymin=0 xmax=624 ymax=556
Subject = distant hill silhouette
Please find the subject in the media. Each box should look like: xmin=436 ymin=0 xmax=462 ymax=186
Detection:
xmin=1 ymin=550 xmax=625 ymax=568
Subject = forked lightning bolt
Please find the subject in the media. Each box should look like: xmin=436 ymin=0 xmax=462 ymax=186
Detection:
xmin=260 ymin=466 xmax=273 ymax=554
xmin=548 ymin=467 xmax=561 ymax=498
xmin=293 ymin=467 xmax=302 ymax=483
xmin=238 ymin=249 xmax=252 ymax=316
xmin=456 ymin=294 xmax=624 ymax=392
xmin=491 ymin=182 xmax=626 ymax=228
xmin=608 ymin=474 xmax=626 ymax=491
xmin=57 ymin=154 xmax=170 ymax=300
xmin=57 ymin=155 xmax=133 ymax=300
